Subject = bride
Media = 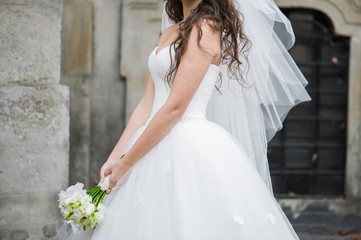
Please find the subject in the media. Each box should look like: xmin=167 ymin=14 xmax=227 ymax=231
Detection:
xmin=55 ymin=0 xmax=311 ymax=239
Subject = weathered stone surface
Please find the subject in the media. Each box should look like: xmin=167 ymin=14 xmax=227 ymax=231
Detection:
xmin=345 ymin=31 xmax=361 ymax=199
xmin=42 ymin=224 xmax=57 ymax=238
xmin=275 ymin=0 xmax=361 ymax=36
xmin=10 ymin=230 xmax=29 ymax=240
xmin=0 ymin=192 xmax=64 ymax=239
xmin=121 ymin=0 xmax=163 ymax=120
xmin=61 ymin=76 xmax=91 ymax=186
xmin=279 ymin=199 xmax=361 ymax=238
xmin=62 ymin=0 xmax=93 ymax=75
xmin=0 ymin=3 xmax=62 ymax=85
xmin=0 ymin=0 xmax=69 ymax=238
xmin=87 ymin=0 xmax=126 ymax=188
xmin=0 ymin=0 xmax=61 ymax=7
xmin=60 ymin=0 xmax=93 ymax=188
xmin=60 ymin=0 xmax=126 ymax=188
xmin=0 ymin=86 xmax=69 ymax=146
xmin=0 ymin=86 xmax=69 ymax=239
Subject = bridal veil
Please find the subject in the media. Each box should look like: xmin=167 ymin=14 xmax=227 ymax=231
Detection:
xmin=162 ymin=0 xmax=312 ymax=193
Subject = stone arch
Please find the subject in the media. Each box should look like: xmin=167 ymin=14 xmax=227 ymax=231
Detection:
xmin=276 ymin=0 xmax=361 ymax=36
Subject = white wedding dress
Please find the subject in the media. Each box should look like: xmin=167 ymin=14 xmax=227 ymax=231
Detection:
xmin=55 ymin=44 xmax=300 ymax=240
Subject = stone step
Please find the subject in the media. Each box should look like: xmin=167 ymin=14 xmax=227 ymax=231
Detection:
xmin=290 ymin=220 xmax=361 ymax=235
xmin=281 ymin=208 xmax=361 ymax=235
xmin=298 ymin=233 xmax=360 ymax=240
xmin=278 ymin=200 xmax=361 ymax=237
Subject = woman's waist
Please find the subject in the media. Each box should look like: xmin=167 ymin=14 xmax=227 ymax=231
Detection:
xmin=144 ymin=113 xmax=207 ymax=127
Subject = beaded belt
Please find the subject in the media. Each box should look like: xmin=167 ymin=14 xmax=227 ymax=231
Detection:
xmin=144 ymin=114 xmax=207 ymax=126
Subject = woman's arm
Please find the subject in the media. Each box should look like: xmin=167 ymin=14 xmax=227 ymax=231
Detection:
xmin=107 ymin=20 xmax=221 ymax=193
xmin=99 ymin=74 xmax=155 ymax=181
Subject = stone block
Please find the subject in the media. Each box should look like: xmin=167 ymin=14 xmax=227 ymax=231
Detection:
xmin=0 ymin=192 xmax=63 ymax=239
xmin=61 ymin=76 xmax=91 ymax=187
xmin=0 ymin=3 xmax=62 ymax=84
xmin=121 ymin=0 xmax=163 ymax=120
xmin=0 ymin=85 xmax=69 ymax=239
xmin=0 ymin=85 xmax=69 ymax=194
xmin=62 ymin=0 xmax=93 ymax=76
xmin=0 ymin=0 xmax=62 ymax=7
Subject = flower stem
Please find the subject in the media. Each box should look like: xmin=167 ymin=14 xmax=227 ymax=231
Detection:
xmin=95 ymin=192 xmax=103 ymax=207
xmin=86 ymin=186 xmax=99 ymax=195
xmin=93 ymin=188 xmax=105 ymax=202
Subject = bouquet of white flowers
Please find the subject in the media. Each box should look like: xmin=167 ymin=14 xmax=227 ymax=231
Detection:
xmin=58 ymin=176 xmax=109 ymax=232
xmin=58 ymin=154 xmax=125 ymax=232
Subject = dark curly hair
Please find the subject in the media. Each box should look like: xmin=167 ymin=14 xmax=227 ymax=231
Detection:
xmin=164 ymin=0 xmax=251 ymax=92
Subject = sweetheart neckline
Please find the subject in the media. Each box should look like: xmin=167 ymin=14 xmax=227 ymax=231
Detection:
xmin=153 ymin=45 xmax=221 ymax=68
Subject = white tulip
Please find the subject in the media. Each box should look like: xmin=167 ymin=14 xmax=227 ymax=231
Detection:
xmin=72 ymin=208 xmax=83 ymax=221
xmin=75 ymin=182 xmax=84 ymax=190
xmin=81 ymin=195 xmax=92 ymax=205
xmin=84 ymin=203 xmax=95 ymax=216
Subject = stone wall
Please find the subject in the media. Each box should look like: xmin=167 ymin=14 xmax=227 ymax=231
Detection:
xmin=121 ymin=0 xmax=163 ymax=121
xmin=0 ymin=0 xmax=69 ymax=239
xmin=61 ymin=0 xmax=126 ymax=188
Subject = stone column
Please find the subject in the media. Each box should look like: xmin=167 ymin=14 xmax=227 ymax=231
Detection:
xmin=121 ymin=0 xmax=163 ymax=121
xmin=0 ymin=0 xmax=69 ymax=239
xmin=346 ymin=31 xmax=361 ymax=199
xmin=61 ymin=0 xmax=126 ymax=189
xmin=61 ymin=0 xmax=93 ymax=187
xmin=89 ymin=0 xmax=126 ymax=187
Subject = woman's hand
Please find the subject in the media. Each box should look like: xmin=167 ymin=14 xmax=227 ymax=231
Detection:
xmin=99 ymin=154 xmax=128 ymax=183
xmin=99 ymin=160 xmax=116 ymax=183
xmin=106 ymin=157 xmax=133 ymax=194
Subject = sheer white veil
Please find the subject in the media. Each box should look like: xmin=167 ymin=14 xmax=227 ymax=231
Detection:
xmin=162 ymin=0 xmax=311 ymax=193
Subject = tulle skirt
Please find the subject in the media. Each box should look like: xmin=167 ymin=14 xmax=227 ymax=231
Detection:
xmin=55 ymin=117 xmax=299 ymax=240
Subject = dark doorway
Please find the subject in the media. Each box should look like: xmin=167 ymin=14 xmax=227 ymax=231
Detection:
xmin=268 ymin=9 xmax=350 ymax=198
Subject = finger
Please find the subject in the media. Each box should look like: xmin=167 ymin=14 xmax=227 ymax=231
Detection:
xmin=100 ymin=168 xmax=105 ymax=182
xmin=101 ymin=168 xmax=112 ymax=182
xmin=107 ymin=181 xmax=115 ymax=194
xmin=104 ymin=168 xmax=111 ymax=177
xmin=107 ymin=186 xmax=113 ymax=194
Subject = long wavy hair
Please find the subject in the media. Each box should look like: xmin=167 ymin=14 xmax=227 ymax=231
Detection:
xmin=164 ymin=0 xmax=251 ymax=92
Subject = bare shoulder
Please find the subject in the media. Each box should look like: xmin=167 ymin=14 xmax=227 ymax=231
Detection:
xmin=199 ymin=19 xmax=221 ymax=37
xmin=188 ymin=19 xmax=222 ymax=63
xmin=161 ymin=22 xmax=179 ymax=36
xmin=158 ymin=23 xmax=180 ymax=46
